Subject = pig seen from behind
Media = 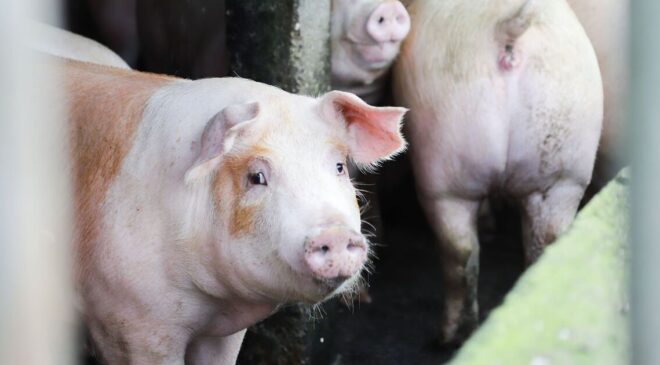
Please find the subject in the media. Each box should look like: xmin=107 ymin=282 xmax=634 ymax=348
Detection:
xmin=57 ymin=57 xmax=406 ymax=364
xmin=394 ymin=0 xmax=603 ymax=344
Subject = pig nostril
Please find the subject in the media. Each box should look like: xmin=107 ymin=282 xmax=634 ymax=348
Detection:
xmin=378 ymin=16 xmax=385 ymax=24
xmin=321 ymin=245 xmax=330 ymax=253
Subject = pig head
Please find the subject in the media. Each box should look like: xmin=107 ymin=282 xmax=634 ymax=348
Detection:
xmin=331 ymin=0 xmax=410 ymax=103
xmin=182 ymin=90 xmax=407 ymax=303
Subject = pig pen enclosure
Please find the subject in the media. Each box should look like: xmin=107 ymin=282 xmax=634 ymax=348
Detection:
xmin=58 ymin=0 xmax=632 ymax=364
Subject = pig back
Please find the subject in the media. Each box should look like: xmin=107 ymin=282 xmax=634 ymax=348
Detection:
xmin=396 ymin=0 xmax=599 ymax=109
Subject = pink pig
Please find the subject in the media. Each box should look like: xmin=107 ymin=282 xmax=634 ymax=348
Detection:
xmin=50 ymin=56 xmax=406 ymax=364
xmin=394 ymin=0 xmax=602 ymax=345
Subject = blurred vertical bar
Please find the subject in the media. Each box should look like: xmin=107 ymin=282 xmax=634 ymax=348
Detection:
xmin=0 ymin=0 xmax=75 ymax=364
xmin=631 ymin=1 xmax=660 ymax=364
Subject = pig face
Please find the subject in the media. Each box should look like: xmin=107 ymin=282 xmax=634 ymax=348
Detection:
xmin=185 ymin=91 xmax=406 ymax=304
xmin=332 ymin=0 xmax=411 ymax=85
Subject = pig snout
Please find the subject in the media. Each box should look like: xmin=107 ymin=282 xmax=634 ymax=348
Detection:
xmin=366 ymin=1 xmax=411 ymax=43
xmin=303 ymin=228 xmax=367 ymax=285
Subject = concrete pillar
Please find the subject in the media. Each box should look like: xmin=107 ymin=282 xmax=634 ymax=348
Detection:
xmin=226 ymin=0 xmax=331 ymax=95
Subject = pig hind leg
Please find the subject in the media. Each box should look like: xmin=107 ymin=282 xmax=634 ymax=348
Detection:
xmin=520 ymin=181 xmax=585 ymax=264
xmin=422 ymin=196 xmax=480 ymax=345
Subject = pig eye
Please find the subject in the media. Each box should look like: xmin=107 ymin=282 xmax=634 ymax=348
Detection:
xmin=336 ymin=163 xmax=346 ymax=175
xmin=248 ymin=172 xmax=267 ymax=186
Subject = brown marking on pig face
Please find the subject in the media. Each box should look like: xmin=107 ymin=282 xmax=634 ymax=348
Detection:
xmin=214 ymin=143 xmax=273 ymax=237
xmin=65 ymin=59 xmax=175 ymax=278
xmin=230 ymin=204 xmax=258 ymax=237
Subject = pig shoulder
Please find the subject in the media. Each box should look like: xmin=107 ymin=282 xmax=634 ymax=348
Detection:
xmin=65 ymin=59 xmax=178 ymax=278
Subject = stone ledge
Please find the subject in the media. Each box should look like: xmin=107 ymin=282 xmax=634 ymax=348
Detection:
xmin=450 ymin=169 xmax=630 ymax=365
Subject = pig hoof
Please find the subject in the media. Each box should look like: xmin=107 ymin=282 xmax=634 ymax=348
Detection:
xmin=439 ymin=314 xmax=479 ymax=347
xmin=438 ymin=326 xmax=474 ymax=348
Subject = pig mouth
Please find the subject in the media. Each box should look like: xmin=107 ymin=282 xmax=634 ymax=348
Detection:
xmin=312 ymin=271 xmax=364 ymax=299
xmin=290 ymin=267 xmax=362 ymax=300
xmin=344 ymin=36 xmax=397 ymax=67
xmin=354 ymin=43 xmax=397 ymax=67
xmin=313 ymin=276 xmax=351 ymax=292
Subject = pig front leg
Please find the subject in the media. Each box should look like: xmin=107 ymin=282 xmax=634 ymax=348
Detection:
xmin=520 ymin=181 xmax=586 ymax=264
xmin=421 ymin=196 xmax=480 ymax=346
xmin=186 ymin=330 xmax=247 ymax=365
xmin=88 ymin=321 xmax=188 ymax=365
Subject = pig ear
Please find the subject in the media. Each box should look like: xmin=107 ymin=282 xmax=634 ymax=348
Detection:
xmin=321 ymin=90 xmax=407 ymax=168
xmin=185 ymin=102 xmax=260 ymax=183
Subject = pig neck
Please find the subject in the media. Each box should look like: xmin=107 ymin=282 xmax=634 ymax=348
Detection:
xmin=191 ymin=295 xmax=278 ymax=337
xmin=156 ymin=145 xmax=279 ymax=336
xmin=171 ymin=222 xmax=279 ymax=336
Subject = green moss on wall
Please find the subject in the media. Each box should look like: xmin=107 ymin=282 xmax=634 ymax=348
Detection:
xmin=450 ymin=169 xmax=630 ymax=365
